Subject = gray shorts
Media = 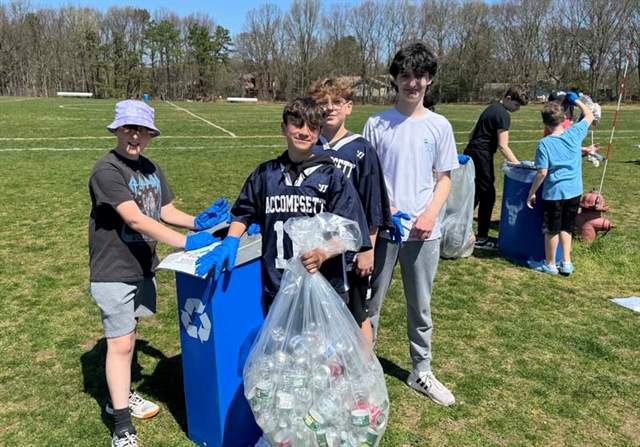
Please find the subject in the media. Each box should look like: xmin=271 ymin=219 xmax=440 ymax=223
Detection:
xmin=90 ymin=278 xmax=157 ymax=339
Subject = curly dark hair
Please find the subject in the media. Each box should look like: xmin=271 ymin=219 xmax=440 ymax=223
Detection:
xmin=389 ymin=42 xmax=438 ymax=79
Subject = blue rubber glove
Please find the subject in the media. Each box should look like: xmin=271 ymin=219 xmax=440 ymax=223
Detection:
xmin=566 ymin=92 xmax=579 ymax=105
xmin=194 ymin=198 xmax=230 ymax=231
xmin=458 ymin=154 xmax=471 ymax=165
xmin=247 ymin=223 xmax=261 ymax=235
xmin=185 ymin=232 xmax=219 ymax=251
xmin=195 ymin=236 xmax=240 ymax=279
xmin=391 ymin=211 xmax=411 ymax=245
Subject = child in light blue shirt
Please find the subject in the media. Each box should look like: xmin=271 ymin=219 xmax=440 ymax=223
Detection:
xmin=526 ymin=92 xmax=594 ymax=275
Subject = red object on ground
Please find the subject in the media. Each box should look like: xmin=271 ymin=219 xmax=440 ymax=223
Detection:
xmin=575 ymin=190 xmax=614 ymax=242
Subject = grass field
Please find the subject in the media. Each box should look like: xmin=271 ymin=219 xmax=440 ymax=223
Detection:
xmin=0 ymin=97 xmax=639 ymax=447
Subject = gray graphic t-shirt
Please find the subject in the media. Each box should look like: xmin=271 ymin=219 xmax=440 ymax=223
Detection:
xmin=89 ymin=150 xmax=174 ymax=282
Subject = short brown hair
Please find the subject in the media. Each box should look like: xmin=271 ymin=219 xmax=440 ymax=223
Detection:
xmin=308 ymin=78 xmax=353 ymax=102
xmin=282 ymin=97 xmax=327 ymax=133
xmin=504 ymin=85 xmax=529 ymax=106
xmin=541 ymin=102 xmax=566 ymax=127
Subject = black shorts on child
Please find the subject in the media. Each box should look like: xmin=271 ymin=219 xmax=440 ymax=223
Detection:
xmin=543 ymin=195 xmax=581 ymax=235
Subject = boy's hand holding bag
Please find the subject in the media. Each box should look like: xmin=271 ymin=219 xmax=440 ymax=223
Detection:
xmin=243 ymin=213 xmax=390 ymax=447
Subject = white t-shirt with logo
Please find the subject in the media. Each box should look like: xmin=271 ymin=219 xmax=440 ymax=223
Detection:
xmin=363 ymin=107 xmax=459 ymax=242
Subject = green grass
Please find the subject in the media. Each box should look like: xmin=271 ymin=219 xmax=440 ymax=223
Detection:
xmin=0 ymin=97 xmax=639 ymax=446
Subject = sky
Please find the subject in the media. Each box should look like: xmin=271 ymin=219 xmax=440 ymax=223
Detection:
xmin=28 ymin=0 xmax=354 ymax=35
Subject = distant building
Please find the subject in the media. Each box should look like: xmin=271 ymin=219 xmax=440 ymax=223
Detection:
xmin=338 ymin=75 xmax=393 ymax=102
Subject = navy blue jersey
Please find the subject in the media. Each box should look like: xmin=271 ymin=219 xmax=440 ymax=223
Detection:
xmin=231 ymin=151 xmax=372 ymax=300
xmin=314 ymin=133 xmax=393 ymax=231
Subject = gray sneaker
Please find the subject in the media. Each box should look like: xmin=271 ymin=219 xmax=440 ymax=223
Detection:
xmin=106 ymin=390 xmax=160 ymax=419
xmin=407 ymin=370 xmax=455 ymax=406
xmin=112 ymin=431 xmax=139 ymax=447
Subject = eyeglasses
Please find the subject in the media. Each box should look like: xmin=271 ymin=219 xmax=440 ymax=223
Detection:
xmin=121 ymin=125 xmax=152 ymax=135
xmin=317 ymin=99 xmax=348 ymax=110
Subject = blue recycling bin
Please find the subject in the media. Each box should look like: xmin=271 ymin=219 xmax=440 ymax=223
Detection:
xmin=175 ymin=228 xmax=264 ymax=447
xmin=498 ymin=162 xmax=561 ymax=265
xmin=142 ymin=93 xmax=149 ymax=102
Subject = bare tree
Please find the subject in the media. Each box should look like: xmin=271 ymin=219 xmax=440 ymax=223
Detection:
xmin=492 ymin=0 xmax=551 ymax=88
xmin=419 ymin=0 xmax=459 ymax=102
xmin=630 ymin=3 xmax=640 ymax=95
xmin=346 ymin=0 xmax=384 ymax=102
xmin=284 ymin=0 xmax=323 ymax=95
xmin=319 ymin=3 xmax=360 ymax=77
xmin=448 ymin=1 xmax=494 ymax=101
xmin=381 ymin=0 xmax=419 ymax=66
xmin=236 ymin=3 xmax=284 ymax=100
xmin=1 ymin=0 xmax=639 ymax=103
xmin=565 ymin=0 xmax=637 ymax=98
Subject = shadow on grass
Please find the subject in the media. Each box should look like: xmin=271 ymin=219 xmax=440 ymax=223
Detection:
xmin=80 ymin=338 xmax=112 ymax=433
xmin=80 ymin=338 xmax=188 ymax=435
xmin=378 ymin=356 xmax=410 ymax=384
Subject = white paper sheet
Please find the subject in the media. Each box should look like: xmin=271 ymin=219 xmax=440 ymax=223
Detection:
xmin=157 ymin=242 xmax=221 ymax=278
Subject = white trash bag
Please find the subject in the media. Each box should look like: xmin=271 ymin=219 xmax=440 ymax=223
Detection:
xmin=243 ymin=213 xmax=389 ymax=447
xmin=439 ymin=155 xmax=476 ymax=259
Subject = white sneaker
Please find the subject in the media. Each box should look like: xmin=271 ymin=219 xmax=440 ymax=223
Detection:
xmin=255 ymin=434 xmax=272 ymax=447
xmin=112 ymin=431 xmax=139 ymax=447
xmin=407 ymin=370 xmax=455 ymax=406
xmin=106 ymin=390 xmax=160 ymax=419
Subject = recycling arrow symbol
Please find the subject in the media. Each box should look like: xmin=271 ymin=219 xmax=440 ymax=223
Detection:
xmin=180 ymin=298 xmax=211 ymax=343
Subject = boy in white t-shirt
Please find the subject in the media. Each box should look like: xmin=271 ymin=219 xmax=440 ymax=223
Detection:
xmin=363 ymin=42 xmax=459 ymax=406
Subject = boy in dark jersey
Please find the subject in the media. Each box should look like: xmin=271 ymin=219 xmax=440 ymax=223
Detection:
xmin=309 ymin=78 xmax=393 ymax=344
xmin=195 ymin=97 xmax=371 ymax=314
xmin=463 ymin=86 xmax=528 ymax=249
xmin=89 ymin=100 xmax=227 ymax=447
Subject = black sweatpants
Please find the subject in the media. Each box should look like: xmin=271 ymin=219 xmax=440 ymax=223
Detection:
xmin=464 ymin=150 xmax=495 ymax=239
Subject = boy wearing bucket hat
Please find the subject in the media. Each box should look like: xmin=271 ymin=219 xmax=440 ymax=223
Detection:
xmin=89 ymin=100 xmax=229 ymax=447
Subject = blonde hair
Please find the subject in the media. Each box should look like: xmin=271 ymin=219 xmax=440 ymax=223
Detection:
xmin=308 ymin=78 xmax=353 ymax=102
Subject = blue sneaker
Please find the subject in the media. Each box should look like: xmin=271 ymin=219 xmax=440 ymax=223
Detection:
xmin=528 ymin=259 xmax=559 ymax=275
xmin=559 ymin=262 xmax=575 ymax=276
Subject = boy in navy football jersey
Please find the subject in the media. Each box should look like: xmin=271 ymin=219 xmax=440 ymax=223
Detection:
xmin=309 ymin=78 xmax=393 ymax=344
xmin=195 ymin=97 xmax=371 ymax=314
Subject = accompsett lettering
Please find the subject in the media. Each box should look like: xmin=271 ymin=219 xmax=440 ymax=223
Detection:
xmin=265 ymin=194 xmax=326 ymax=214
xmin=329 ymin=156 xmax=356 ymax=178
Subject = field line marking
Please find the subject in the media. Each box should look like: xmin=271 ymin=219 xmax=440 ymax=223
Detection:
xmin=453 ymin=129 xmax=640 ymax=134
xmin=59 ymin=104 xmax=112 ymax=111
xmin=1 ymin=131 xmax=638 ymax=142
xmin=0 ymin=97 xmax=40 ymax=103
xmin=165 ymin=100 xmax=237 ymax=138
xmin=0 ymin=145 xmax=282 ymax=153
xmin=0 ymin=135 xmax=283 ymax=141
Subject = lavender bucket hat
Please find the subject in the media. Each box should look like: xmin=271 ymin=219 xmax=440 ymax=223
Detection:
xmin=107 ymin=100 xmax=161 ymax=137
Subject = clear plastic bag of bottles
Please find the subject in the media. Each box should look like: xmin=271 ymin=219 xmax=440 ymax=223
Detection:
xmin=579 ymin=93 xmax=602 ymax=125
xmin=439 ymin=156 xmax=476 ymax=259
xmin=243 ymin=213 xmax=390 ymax=447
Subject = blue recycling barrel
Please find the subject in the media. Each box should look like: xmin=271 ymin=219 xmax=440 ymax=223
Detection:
xmin=142 ymin=94 xmax=149 ymax=101
xmin=498 ymin=162 xmax=561 ymax=265
xmin=175 ymin=228 xmax=264 ymax=447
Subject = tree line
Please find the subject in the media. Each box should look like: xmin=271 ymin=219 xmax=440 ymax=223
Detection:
xmin=1 ymin=0 xmax=638 ymax=103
